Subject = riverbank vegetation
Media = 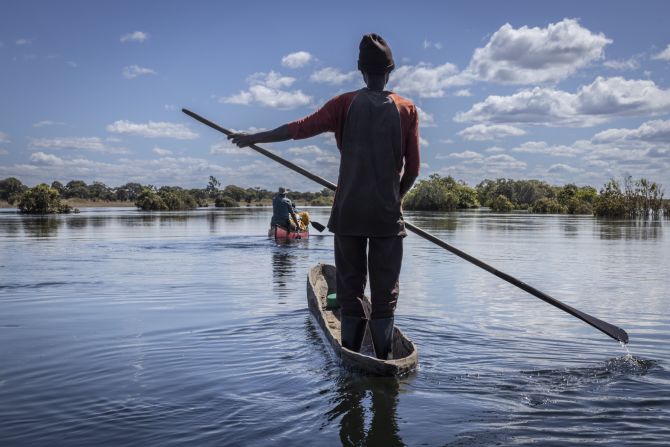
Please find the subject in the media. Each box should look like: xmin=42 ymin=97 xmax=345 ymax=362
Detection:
xmin=2 ymin=175 xmax=665 ymax=217
xmin=1 ymin=176 xmax=336 ymax=212
xmin=402 ymin=174 xmax=665 ymax=218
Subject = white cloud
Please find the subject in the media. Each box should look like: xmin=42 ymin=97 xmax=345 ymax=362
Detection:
xmin=592 ymin=119 xmax=670 ymax=144
xmin=152 ymin=147 xmax=173 ymax=156
xmin=288 ymin=145 xmax=323 ymax=155
xmin=416 ymin=106 xmax=435 ymax=127
xmin=67 ymin=61 xmax=77 ymax=68
xmin=652 ymin=44 xmax=670 ymax=61
xmin=603 ymin=57 xmax=640 ymax=71
xmin=107 ymin=120 xmax=199 ymax=139
xmin=0 ymin=149 xmax=8 ymax=156
xmin=484 ymin=146 xmax=505 ymax=154
xmin=454 ymin=89 xmax=472 ymax=97
xmin=547 ymin=163 xmax=582 ymax=174
xmin=455 ymin=77 xmax=670 ymax=127
xmin=419 ymin=137 xmax=429 ymax=147
xmin=437 ymin=150 xmax=483 ymax=160
xmin=439 ymin=138 xmax=454 ymax=144
xmin=222 ymin=70 xmax=312 ymax=109
xmin=484 ymin=154 xmax=527 ymax=169
xmin=30 ymin=151 xmax=64 ymax=165
xmin=511 ymin=141 xmax=583 ymax=157
xmin=15 ymin=38 xmax=31 ymax=46
xmin=281 ymin=51 xmax=313 ymax=68
xmin=390 ymin=62 xmax=462 ymax=98
xmin=423 ymin=40 xmax=442 ymax=50
xmin=0 ymin=131 xmax=10 ymax=144
xmin=210 ymin=141 xmax=253 ymax=156
xmin=120 ymin=31 xmax=149 ymax=43
xmin=33 ymin=120 xmax=65 ymax=128
xmin=309 ymin=67 xmax=359 ymax=85
xmin=30 ymin=137 xmax=128 ymax=154
xmin=122 ymin=65 xmax=156 ymax=79
xmin=463 ymin=18 xmax=611 ymax=84
xmin=248 ymin=71 xmax=295 ymax=88
xmin=458 ymin=124 xmax=526 ymax=141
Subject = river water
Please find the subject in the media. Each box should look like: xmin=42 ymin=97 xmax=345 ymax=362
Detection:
xmin=0 ymin=207 xmax=668 ymax=446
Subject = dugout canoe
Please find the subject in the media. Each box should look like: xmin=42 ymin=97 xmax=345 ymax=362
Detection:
xmin=268 ymin=224 xmax=309 ymax=240
xmin=307 ymin=263 xmax=418 ymax=376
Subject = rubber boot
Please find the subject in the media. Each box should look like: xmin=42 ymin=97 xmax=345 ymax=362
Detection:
xmin=341 ymin=316 xmax=367 ymax=352
xmin=369 ymin=317 xmax=394 ymax=360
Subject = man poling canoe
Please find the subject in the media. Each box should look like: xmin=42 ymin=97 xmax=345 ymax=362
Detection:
xmin=184 ymin=36 xmax=629 ymax=350
xmin=227 ymin=34 xmax=419 ymax=359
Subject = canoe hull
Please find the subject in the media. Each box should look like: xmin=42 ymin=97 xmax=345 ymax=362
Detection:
xmin=307 ymin=263 xmax=418 ymax=376
xmin=269 ymin=225 xmax=309 ymax=240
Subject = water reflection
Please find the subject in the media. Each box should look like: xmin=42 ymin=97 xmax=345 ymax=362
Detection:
xmin=328 ymin=374 xmax=403 ymax=447
xmin=596 ymin=218 xmax=664 ymax=240
xmin=271 ymin=240 xmax=299 ymax=291
xmin=21 ymin=217 xmax=62 ymax=237
xmin=65 ymin=216 xmax=110 ymax=229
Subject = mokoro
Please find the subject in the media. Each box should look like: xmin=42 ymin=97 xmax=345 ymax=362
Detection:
xmin=268 ymin=224 xmax=309 ymax=240
xmin=307 ymin=263 xmax=418 ymax=376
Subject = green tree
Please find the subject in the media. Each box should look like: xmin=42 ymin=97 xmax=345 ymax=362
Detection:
xmin=529 ymin=197 xmax=567 ymax=214
xmin=64 ymin=180 xmax=89 ymax=199
xmin=88 ymin=181 xmax=115 ymax=201
xmin=0 ymin=177 xmax=27 ymax=204
xmin=51 ymin=181 xmax=64 ymax=194
xmin=206 ymin=176 xmax=221 ymax=197
xmin=215 ymin=195 xmax=239 ymax=207
xmin=135 ymin=187 xmax=167 ymax=211
xmin=17 ymin=184 xmax=72 ymax=214
xmin=115 ymin=182 xmax=144 ymax=201
xmin=490 ymin=194 xmax=514 ymax=212
xmin=403 ymin=174 xmax=479 ymax=211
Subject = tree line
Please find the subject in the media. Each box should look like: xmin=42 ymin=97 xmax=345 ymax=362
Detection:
xmin=403 ymin=174 xmax=668 ymax=218
xmin=0 ymin=176 xmax=335 ymax=213
xmin=2 ymin=174 xmax=667 ymax=217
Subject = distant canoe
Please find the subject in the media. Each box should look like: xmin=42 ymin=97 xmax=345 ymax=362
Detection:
xmin=307 ymin=263 xmax=418 ymax=376
xmin=269 ymin=224 xmax=309 ymax=240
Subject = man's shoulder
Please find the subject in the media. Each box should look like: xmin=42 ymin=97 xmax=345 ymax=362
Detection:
xmin=388 ymin=92 xmax=416 ymax=110
xmin=326 ymin=90 xmax=360 ymax=107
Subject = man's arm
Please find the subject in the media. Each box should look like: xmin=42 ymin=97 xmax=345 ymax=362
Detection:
xmin=228 ymin=124 xmax=292 ymax=148
xmin=399 ymin=174 xmax=417 ymax=199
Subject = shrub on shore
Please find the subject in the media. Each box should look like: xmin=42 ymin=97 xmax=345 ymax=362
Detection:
xmin=594 ymin=177 xmax=665 ymax=218
xmin=529 ymin=197 xmax=567 ymax=214
xmin=403 ymin=174 xmax=479 ymax=211
xmin=489 ymin=195 xmax=514 ymax=212
xmin=215 ymin=195 xmax=239 ymax=208
xmin=17 ymin=184 xmax=72 ymax=214
xmin=135 ymin=187 xmax=198 ymax=211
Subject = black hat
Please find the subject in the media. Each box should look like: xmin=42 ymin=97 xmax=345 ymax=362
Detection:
xmin=357 ymin=33 xmax=394 ymax=74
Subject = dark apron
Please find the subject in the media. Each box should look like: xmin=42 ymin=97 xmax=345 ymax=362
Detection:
xmin=327 ymin=89 xmax=405 ymax=237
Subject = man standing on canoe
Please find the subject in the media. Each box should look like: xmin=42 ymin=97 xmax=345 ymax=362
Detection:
xmin=228 ymin=34 xmax=420 ymax=359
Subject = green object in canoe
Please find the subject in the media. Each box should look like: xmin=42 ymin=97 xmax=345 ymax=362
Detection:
xmin=326 ymin=292 xmax=339 ymax=309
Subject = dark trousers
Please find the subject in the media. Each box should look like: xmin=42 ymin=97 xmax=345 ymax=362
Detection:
xmin=335 ymin=234 xmax=403 ymax=319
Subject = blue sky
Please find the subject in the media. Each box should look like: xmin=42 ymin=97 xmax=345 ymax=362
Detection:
xmin=1 ymin=0 xmax=670 ymax=191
